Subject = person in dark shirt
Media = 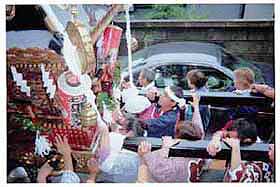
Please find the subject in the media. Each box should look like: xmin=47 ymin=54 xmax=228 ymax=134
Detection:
xmin=139 ymin=86 xmax=184 ymax=138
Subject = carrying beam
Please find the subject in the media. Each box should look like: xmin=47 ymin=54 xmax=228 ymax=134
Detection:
xmin=123 ymin=137 xmax=270 ymax=162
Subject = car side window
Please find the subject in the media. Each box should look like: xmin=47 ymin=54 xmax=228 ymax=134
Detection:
xmin=154 ymin=64 xmax=233 ymax=91
xmin=189 ymin=65 xmax=233 ymax=91
xmin=154 ymin=65 xmax=189 ymax=89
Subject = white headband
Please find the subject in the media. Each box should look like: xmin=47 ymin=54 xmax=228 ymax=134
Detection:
xmin=164 ymin=86 xmax=186 ymax=108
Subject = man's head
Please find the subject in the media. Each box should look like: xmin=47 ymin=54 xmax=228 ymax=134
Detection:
xmin=138 ymin=68 xmax=155 ymax=87
xmin=186 ymin=69 xmax=208 ymax=90
xmin=159 ymin=86 xmax=183 ymax=110
xmin=226 ymin=118 xmax=257 ymax=144
xmin=233 ymin=67 xmax=255 ymax=90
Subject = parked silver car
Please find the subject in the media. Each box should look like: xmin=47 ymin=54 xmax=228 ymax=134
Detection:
xmin=121 ymin=42 xmax=273 ymax=91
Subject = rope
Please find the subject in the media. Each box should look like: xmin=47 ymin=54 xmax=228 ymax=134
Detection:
xmin=125 ymin=5 xmax=134 ymax=86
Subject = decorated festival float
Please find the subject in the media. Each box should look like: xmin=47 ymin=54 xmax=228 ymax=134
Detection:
xmin=6 ymin=4 xmax=131 ymax=181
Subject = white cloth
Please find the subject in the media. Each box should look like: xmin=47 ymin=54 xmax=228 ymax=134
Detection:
xmin=121 ymin=87 xmax=151 ymax=113
xmin=100 ymin=132 xmax=126 ymax=172
xmin=109 ymin=132 xmax=126 ymax=153
xmin=124 ymin=95 xmax=151 ymax=113
xmin=60 ymin=170 xmax=80 ymax=183
xmin=233 ymin=89 xmax=251 ymax=96
xmin=121 ymin=86 xmax=139 ymax=103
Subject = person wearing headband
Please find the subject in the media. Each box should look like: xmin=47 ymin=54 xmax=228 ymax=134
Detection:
xmin=134 ymin=92 xmax=207 ymax=183
xmin=139 ymin=86 xmax=184 ymax=138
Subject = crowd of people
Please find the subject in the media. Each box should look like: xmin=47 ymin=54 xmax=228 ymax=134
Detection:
xmin=8 ymin=67 xmax=275 ymax=183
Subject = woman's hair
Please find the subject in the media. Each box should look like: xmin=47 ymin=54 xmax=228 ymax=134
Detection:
xmin=186 ymin=69 xmax=208 ymax=89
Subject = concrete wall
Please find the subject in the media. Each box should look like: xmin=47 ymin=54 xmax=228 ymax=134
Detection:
xmin=115 ymin=20 xmax=274 ymax=65
xmin=186 ymin=4 xmax=243 ymax=19
xmin=244 ymin=4 xmax=274 ymax=19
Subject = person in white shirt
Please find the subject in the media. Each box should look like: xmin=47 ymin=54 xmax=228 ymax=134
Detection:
xmin=138 ymin=68 xmax=156 ymax=92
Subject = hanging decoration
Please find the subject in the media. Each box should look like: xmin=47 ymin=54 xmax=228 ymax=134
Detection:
xmin=56 ymin=71 xmax=91 ymax=127
xmin=40 ymin=64 xmax=56 ymax=99
xmin=41 ymin=5 xmax=82 ymax=76
xmin=34 ymin=130 xmax=51 ymax=157
xmin=102 ymin=25 xmax=123 ymax=66
xmin=10 ymin=66 xmax=31 ymax=97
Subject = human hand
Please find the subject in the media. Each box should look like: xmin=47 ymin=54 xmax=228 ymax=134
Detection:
xmin=87 ymin=157 xmax=100 ymax=175
xmin=37 ymin=161 xmax=53 ymax=183
xmin=137 ymin=141 xmax=152 ymax=158
xmin=162 ymin=136 xmax=180 ymax=149
xmin=207 ymin=139 xmax=222 ymax=156
xmin=250 ymin=84 xmax=269 ymax=94
xmin=54 ymin=135 xmax=71 ymax=157
xmin=223 ymin=137 xmax=240 ymax=150
xmin=188 ymin=93 xmax=200 ymax=107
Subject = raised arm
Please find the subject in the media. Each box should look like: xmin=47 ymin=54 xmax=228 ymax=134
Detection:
xmin=223 ymin=138 xmax=241 ymax=170
xmin=207 ymin=131 xmax=223 ymax=156
xmin=251 ymin=84 xmax=275 ymax=100
xmin=189 ymin=93 xmax=205 ymax=139
xmin=137 ymin=141 xmax=152 ymax=183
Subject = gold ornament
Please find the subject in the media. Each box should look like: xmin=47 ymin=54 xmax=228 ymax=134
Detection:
xmin=80 ymin=103 xmax=97 ymax=127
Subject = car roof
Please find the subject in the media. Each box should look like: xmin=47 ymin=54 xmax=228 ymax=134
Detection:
xmin=120 ymin=41 xmax=224 ymax=69
xmin=145 ymin=42 xmax=222 ymax=61
xmin=144 ymin=53 xmax=220 ymax=66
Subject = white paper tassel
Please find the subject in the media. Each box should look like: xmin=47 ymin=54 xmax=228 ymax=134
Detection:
xmin=34 ymin=131 xmax=51 ymax=157
xmin=102 ymin=102 xmax=113 ymax=125
xmin=10 ymin=66 xmax=31 ymax=96
xmin=40 ymin=64 xmax=56 ymax=99
xmin=113 ymin=86 xmax=121 ymax=101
